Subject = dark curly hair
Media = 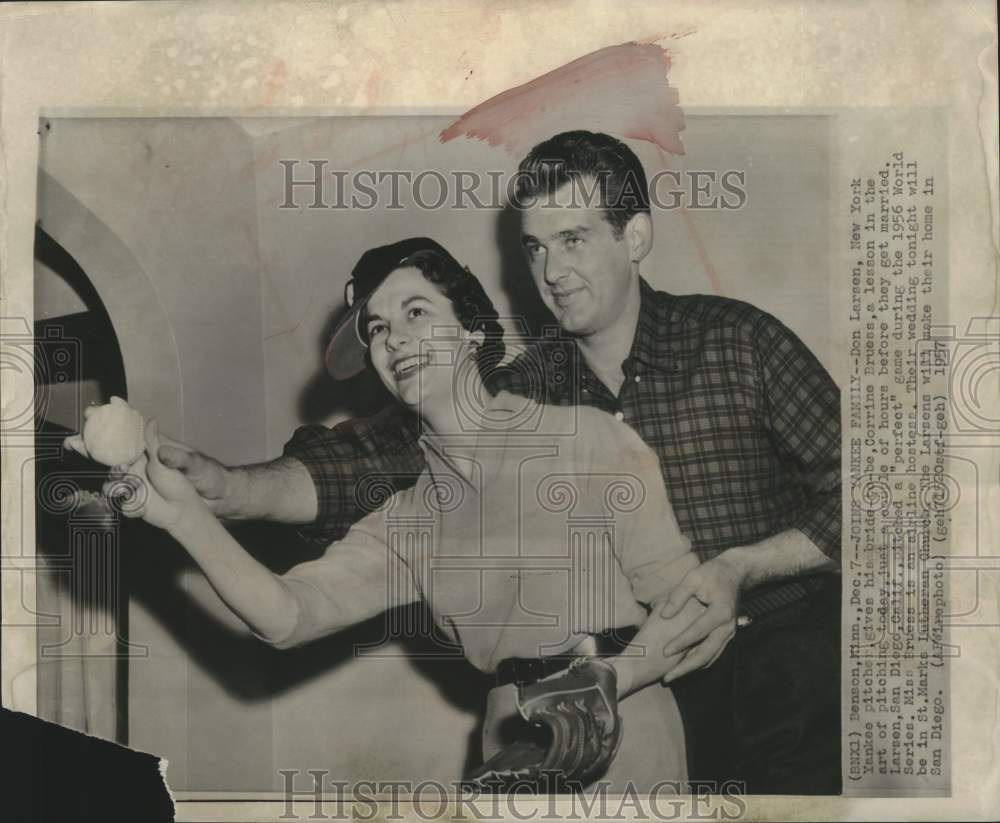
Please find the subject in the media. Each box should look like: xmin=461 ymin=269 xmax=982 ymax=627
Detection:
xmin=361 ymin=248 xmax=506 ymax=382
xmin=514 ymin=130 xmax=651 ymax=238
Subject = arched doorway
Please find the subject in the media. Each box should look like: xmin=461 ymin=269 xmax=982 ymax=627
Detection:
xmin=33 ymin=225 xmax=131 ymax=743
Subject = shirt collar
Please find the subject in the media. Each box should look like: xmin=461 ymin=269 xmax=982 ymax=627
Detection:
xmin=521 ymin=279 xmax=683 ymax=398
xmin=625 ymin=277 xmax=678 ymax=374
xmin=626 ymin=278 xmax=669 ymax=369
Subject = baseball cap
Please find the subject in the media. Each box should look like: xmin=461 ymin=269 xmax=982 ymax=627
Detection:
xmin=324 ymin=237 xmax=458 ymax=380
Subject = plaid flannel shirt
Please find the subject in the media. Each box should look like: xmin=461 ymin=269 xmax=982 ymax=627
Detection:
xmin=284 ymin=279 xmax=842 ymax=574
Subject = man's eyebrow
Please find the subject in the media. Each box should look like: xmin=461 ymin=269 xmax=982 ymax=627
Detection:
xmin=520 ymin=226 xmax=591 ymax=245
xmin=521 ymin=226 xmax=592 ymax=245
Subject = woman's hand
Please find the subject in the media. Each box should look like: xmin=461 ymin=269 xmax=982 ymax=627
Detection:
xmin=115 ymin=420 xmax=209 ymax=532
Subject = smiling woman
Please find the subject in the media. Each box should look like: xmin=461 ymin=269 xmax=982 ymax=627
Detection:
xmin=353 ymin=245 xmax=505 ymax=434
xmin=365 ymin=268 xmax=477 ymax=426
xmin=323 ymin=238 xmax=503 ymax=377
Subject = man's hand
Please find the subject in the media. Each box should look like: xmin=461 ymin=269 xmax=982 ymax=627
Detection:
xmin=152 ymin=432 xmax=231 ymax=512
xmin=103 ymin=433 xmax=232 ymax=517
xmin=656 ymin=531 xmax=837 ymax=683
xmin=117 ymin=420 xmax=210 ymax=532
xmin=66 ymin=413 xmax=232 ymax=514
xmin=657 ymin=553 xmax=745 ymax=683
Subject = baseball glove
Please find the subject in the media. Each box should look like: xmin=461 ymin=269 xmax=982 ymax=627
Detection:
xmin=467 ymin=658 xmax=623 ymax=791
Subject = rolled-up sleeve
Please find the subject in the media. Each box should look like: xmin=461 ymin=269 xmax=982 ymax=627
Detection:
xmin=262 ymin=505 xmax=421 ymax=650
xmin=757 ymin=316 xmax=842 ymax=562
xmin=281 ymin=405 xmax=426 ymax=547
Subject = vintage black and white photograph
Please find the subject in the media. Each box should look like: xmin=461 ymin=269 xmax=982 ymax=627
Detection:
xmin=1 ymin=3 xmax=997 ymax=822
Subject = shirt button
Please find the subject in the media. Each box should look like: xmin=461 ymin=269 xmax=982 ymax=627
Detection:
xmin=634 ymin=375 xmax=642 ymax=383
xmin=614 ymin=411 xmax=625 ymax=421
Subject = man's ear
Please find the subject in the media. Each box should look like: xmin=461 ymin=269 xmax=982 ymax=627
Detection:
xmin=624 ymin=212 xmax=654 ymax=263
xmin=468 ymin=328 xmax=486 ymax=351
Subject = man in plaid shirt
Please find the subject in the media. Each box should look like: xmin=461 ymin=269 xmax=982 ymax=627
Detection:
xmin=124 ymin=131 xmax=842 ymax=793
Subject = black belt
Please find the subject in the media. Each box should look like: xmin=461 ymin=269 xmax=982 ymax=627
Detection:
xmin=738 ymin=573 xmax=838 ymax=622
xmin=494 ymin=627 xmax=638 ymax=688
xmin=494 ymin=577 xmax=837 ymax=687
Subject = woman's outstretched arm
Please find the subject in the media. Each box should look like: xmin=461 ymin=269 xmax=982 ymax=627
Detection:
xmin=166 ymin=507 xmax=303 ymax=644
xmin=129 ymin=420 xmax=412 ymax=648
xmin=128 ymin=420 xmax=305 ymax=644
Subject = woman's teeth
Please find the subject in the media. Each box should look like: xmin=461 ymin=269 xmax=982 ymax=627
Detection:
xmin=393 ymin=356 xmax=426 ymax=379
